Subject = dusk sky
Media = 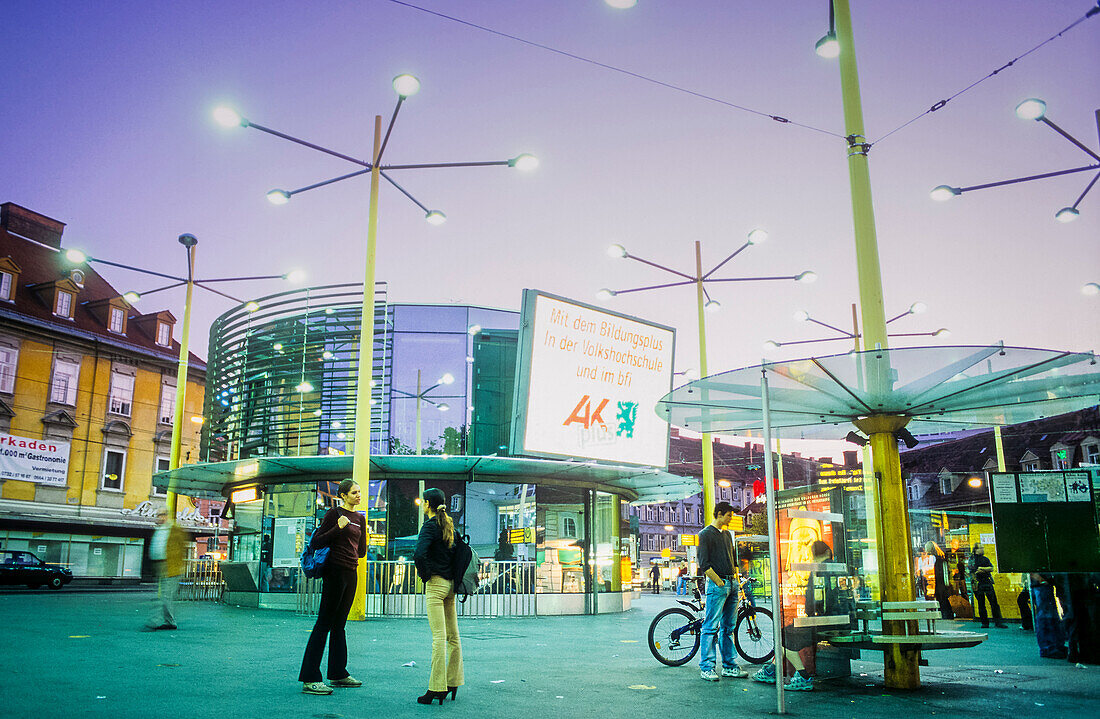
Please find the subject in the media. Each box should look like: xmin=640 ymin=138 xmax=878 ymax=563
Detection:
xmin=3 ymin=1 xmax=1097 ymax=454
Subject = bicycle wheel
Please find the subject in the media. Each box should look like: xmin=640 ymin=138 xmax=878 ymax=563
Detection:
xmin=648 ymin=607 xmax=701 ymax=666
xmin=733 ymin=606 xmax=774 ymax=664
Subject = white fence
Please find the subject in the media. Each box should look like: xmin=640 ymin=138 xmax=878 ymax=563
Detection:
xmin=296 ymin=560 xmax=536 ymax=618
xmin=178 ymin=559 xmax=224 ymax=601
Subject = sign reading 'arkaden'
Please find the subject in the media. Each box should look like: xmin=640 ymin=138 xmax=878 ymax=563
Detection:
xmin=0 ymin=432 xmax=70 ymax=487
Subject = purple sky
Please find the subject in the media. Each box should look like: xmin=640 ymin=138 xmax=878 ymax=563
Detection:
xmin=3 ymin=1 xmax=1098 ymax=448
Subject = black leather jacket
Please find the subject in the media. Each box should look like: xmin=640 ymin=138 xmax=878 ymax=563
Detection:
xmin=414 ymin=518 xmax=456 ymax=583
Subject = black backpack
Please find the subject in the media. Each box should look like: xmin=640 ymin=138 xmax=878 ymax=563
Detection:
xmin=450 ymin=533 xmax=480 ymax=602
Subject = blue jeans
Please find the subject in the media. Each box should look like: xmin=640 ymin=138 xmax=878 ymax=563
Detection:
xmin=676 ymin=577 xmax=686 ymax=595
xmin=699 ymin=576 xmax=738 ymax=672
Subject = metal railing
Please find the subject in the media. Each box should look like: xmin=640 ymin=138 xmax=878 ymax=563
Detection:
xmin=295 ymin=560 xmax=536 ymax=618
xmin=178 ymin=559 xmax=224 ymax=601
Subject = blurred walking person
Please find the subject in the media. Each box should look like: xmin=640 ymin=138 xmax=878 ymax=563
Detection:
xmin=298 ymin=479 xmax=366 ymax=695
xmin=143 ymin=508 xmax=189 ymax=631
xmin=414 ymin=488 xmax=464 ymax=705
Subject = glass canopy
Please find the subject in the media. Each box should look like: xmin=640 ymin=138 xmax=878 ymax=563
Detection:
xmin=656 ymin=345 xmax=1100 ymax=439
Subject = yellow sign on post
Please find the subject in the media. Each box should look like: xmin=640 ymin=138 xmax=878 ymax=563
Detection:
xmin=369 ymin=533 xmax=386 ymax=546
xmin=661 ymin=548 xmax=671 ymax=558
xmin=680 ymin=534 xmax=698 ymax=546
xmin=729 ymin=515 xmax=744 ymax=531
xmin=508 ymin=527 xmax=535 ymax=544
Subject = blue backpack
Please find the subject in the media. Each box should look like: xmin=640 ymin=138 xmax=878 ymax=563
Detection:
xmin=301 ymin=543 xmax=330 ymax=579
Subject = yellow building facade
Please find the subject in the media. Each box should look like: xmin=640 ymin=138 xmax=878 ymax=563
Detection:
xmin=0 ymin=202 xmax=208 ymax=581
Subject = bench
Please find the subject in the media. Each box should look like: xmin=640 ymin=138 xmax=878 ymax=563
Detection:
xmin=823 ymin=599 xmax=987 ymax=651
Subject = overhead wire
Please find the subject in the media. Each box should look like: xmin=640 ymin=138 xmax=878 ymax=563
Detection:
xmin=382 ymin=0 xmax=846 ymax=140
xmin=869 ymin=5 xmax=1100 ymax=147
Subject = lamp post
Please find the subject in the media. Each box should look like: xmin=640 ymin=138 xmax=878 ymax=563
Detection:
xmin=217 ymin=75 xmax=535 ymax=618
xmin=763 ymin=302 xmax=948 ymax=354
xmin=64 ymin=237 xmax=291 ymax=516
xmin=394 ymin=370 xmax=457 ymax=529
xmin=930 ymin=101 xmax=1100 ymax=222
xmin=597 ymin=233 xmax=815 ymax=523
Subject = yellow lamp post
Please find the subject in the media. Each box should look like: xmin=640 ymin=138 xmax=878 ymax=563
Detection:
xmin=64 ymin=237 xmax=291 ymax=516
xmin=217 ymin=74 xmax=536 ymax=618
xmin=598 ymin=235 xmax=815 ymax=523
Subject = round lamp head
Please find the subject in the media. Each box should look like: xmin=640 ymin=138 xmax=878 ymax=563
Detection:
xmin=392 ymin=74 xmax=421 ymax=97
xmin=930 ymin=185 xmax=961 ymax=202
xmin=244 ymin=301 xmax=260 ymax=313
xmin=322 ymin=351 xmax=334 ymax=360
xmin=296 ymin=381 xmax=314 ymax=394
xmin=933 ymin=328 xmax=951 ymax=337
xmin=285 ymin=269 xmax=306 ymax=284
xmin=213 ymin=106 xmax=245 ymax=128
xmin=815 ymin=32 xmax=840 ymax=59
xmin=967 ymin=477 xmax=983 ymax=489
xmin=65 ymin=249 xmax=87 ymax=264
xmin=604 ymin=0 xmax=637 ymax=8
xmin=440 ymin=372 xmax=455 ymax=385
xmin=763 ymin=340 xmax=781 ymax=353
xmin=793 ymin=310 xmax=810 ymax=322
xmin=1082 ymin=283 xmax=1100 ymax=296
xmin=437 ymin=403 xmax=450 ymax=413
xmin=509 ymin=153 xmax=539 ymax=171
xmin=607 ymin=243 xmax=628 ymax=258
xmin=596 ymin=288 xmax=616 ymax=301
xmin=747 ymin=228 xmax=768 ymax=244
xmin=266 ymin=189 xmax=291 ymax=205
xmin=468 ymin=324 xmax=482 ymax=336
xmin=704 ymin=299 xmax=721 ymax=313
xmin=795 ymin=271 xmax=817 ymax=283
xmin=1014 ymin=98 xmax=1046 ymax=121
xmin=1055 ymin=207 xmax=1080 ymax=223
xmin=909 ymin=301 xmax=927 ymax=315
xmin=122 ymin=291 xmax=141 ymax=304
xmin=425 ymin=210 xmax=447 ymax=226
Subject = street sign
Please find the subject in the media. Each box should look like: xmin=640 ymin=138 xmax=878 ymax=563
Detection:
xmin=729 ymin=515 xmax=744 ymax=531
xmin=369 ymin=533 xmax=386 ymax=547
xmin=660 ymin=548 xmax=671 ymax=558
xmin=508 ymin=527 xmax=535 ymax=544
xmin=679 ymin=533 xmax=697 ymax=546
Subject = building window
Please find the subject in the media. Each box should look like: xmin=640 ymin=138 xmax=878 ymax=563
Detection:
xmin=102 ymin=449 xmax=125 ymax=490
xmin=54 ymin=290 xmax=73 ymax=318
xmin=0 ymin=271 xmax=12 ymax=301
xmin=1085 ymin=443 xmax=1099 ymax=466
xmin=156 ymin=322 xmax=171 ymax=346
xmin=49 ymin=357 xmax=80 ymax=405
xmin=108 ymin=371 xmax=135 ymax=416
xmin=108 ymin=307 xmax=125 ymax=333
xmin=561 ymin=515 xmax=577 ymax=539
xmin=1022 ymin=460 xmax=1040 ymax=472
xmin=159 ymin=385 xmax=176 ymax=425
xmin=153 ymin=456 xmax=170 ymax=495
xmin=0 ymin=346 xmax=16 ymax=393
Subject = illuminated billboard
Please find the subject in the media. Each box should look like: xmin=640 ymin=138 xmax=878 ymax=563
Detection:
xmin=511 ymin=290 xmax=675 ymax=468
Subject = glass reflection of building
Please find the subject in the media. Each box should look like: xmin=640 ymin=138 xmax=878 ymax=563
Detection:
xmin=191 ymin=284 xmax=687 ymax=613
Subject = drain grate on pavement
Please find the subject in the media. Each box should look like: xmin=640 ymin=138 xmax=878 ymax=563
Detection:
xmin=460 ymin=629 xmax=529 ymax=641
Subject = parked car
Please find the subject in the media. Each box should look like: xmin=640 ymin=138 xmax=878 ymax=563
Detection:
xmin=0 ymin=550 xmax=74 ymax=590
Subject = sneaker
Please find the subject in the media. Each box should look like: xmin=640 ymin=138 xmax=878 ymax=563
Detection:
xmin=753 ymin=664 xmax=776 ymax=684
xmin=785 ymin=674 xmax=813 ymax=692
xmin=302 ymin=682 xmax=333 ymax=695
xmin=721 ymin=666 xmax=748 ymax=678
xmin=330 ymin=676 xmax=362 ymax=688
xmin=700 ymin=669 xmax=720 ymax=682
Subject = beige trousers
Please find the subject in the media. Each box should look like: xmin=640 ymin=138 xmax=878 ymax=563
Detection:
xmin=425 ymin=576 xmax=464 ymax=691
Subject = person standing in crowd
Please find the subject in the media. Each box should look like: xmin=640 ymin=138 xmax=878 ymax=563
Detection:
xmin=1030 ymin=573 xmax=1067 ymax=658
xmin=753 ymin=540 xmax=837 ymax=692
xmin=650 ymin=563 xmax=661 ymax=594
xmin=676 ymin=563 xmax=689 ymax=595
xmin=696 ymin=501 xmax=748 ymax=682
xmin=414 ymin=488 xmax=464 ymax=705
xmin=298 ymin=479 xmax=366 ymax=695
xmin=925 ymin=542 xmax=954 ymax=620
xmin=143 ymin=508 xmax=189 ymax=631
xmin=969 ymin=543 xmax=1007 ymax=629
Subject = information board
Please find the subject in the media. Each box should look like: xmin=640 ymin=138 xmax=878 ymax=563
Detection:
xmin=989 ymin=470 xmax=1099 ymax=573
xmin=511 ymin=290 xmax=675 ymax=467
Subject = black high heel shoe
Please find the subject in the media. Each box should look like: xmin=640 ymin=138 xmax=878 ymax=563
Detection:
xmin=417 ymin=690 xmax=448 ymax=705
xmin=447 ymin=686 xmax=458 ymax=701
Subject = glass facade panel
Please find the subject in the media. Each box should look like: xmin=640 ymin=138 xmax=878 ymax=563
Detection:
xmin=390 ymin=332 xmax=467 ymax=454
xmin=469 ymin=331 xmax=518 ymax=456
xmin=594 ymin=491 xmax=621 ymax=593
xmin=393 ymin=305 xmax=469 ymax=332
xmin=536 ymin=486 xmax=587 ymax=593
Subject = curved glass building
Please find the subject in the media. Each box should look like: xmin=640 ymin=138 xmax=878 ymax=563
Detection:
xmin=160 ymin=283 xmax=697 ymax=615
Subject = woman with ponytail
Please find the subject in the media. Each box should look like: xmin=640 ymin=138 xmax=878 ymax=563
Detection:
xmin=413 ymin=488 xmax=464 ymax=705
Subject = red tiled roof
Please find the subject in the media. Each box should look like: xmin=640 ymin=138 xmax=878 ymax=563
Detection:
xmin=0 ymin=204 xmax=206 ymax=368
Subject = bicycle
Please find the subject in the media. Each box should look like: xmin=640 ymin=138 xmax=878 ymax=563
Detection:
xmin=648 ymin=575 xmax=774 ymax=666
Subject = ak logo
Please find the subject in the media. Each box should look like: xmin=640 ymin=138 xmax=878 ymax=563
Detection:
xmin=563 ymin=395 xmax=610 ymax=430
